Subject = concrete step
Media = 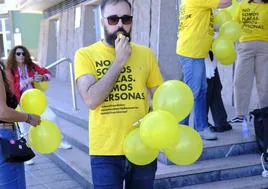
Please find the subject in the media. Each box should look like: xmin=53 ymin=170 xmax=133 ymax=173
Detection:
xmin=55 ymin=110 xmax=259 ymax=164
xmin=155 ymin=154 xmax=264 ymax=188
xmin=46 ymin=80 xmax=264 ymax=189
xmin=46 ymin=116 xmax=92 ymax=188
xmin=51 ymin=107 xmax=88 ymax=130
xmin=47 ymin=145 xmax=93 ymax=189
xmin=158 ymin=124 xmax=258 ymax=164
xmin=49 ymin=137 xmax=264 ymax=189
xmin=177 ymin=175 xmax=268 ymax=189
xmin=57 ymin=116 xmax=88 ymax=154
xmin=60 ymin=114 xmax=258 ymax=166
xmin=47 ymin=87 xmax=263 ymax=188
xmin=50 ymin=116 xmax=265 ymax=189
xmin=158 ymin=141 xmax=258 ymax=164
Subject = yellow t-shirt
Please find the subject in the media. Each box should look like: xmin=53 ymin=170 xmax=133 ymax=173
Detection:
xmin=74 ymin=41 xmax=163 ymax=155
xmin=234 ymin=1 xmax=268 ymax=42
xmin=176 ymin=0 xmax=220 ymax=58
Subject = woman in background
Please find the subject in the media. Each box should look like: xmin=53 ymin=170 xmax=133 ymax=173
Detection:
xmin=230 ymin=0 xmax=268 ymax=123
xmin=6 ymin=45 xmax=51 ymax=101
xmin=6 ymin=46 xmax=72 ymax=165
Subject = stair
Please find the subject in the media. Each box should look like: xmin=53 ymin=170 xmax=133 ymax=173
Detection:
xmin=45 ymin=79 xmax=268 ymax=189
xmin=178 ymin=175 xmax=268 ymax=189
xmin=155 ymin=154 xmax=263 ymax=188
xmin=46 ymin=116 xmax=92 ymax=188
xmin=46 ymin=108 xmax=268 ymax=189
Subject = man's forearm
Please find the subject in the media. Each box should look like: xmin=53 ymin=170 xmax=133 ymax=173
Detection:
xmin=86 ymin=62 xmax=124 ymax=109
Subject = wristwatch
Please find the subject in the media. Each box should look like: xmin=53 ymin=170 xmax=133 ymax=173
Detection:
xmin=25 ymin=114 xmax=32 ymax=123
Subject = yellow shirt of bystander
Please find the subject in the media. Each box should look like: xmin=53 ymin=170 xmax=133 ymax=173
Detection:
xmin=176 ymin=0 xmax=220 ymax=58
xmin=234 ymin=0 xmax=268 ymax=42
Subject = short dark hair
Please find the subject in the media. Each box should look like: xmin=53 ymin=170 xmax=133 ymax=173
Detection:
xmin=248 ymin=0 xmax=268 ymax=3
xmin=100 ymin=0 xmax=132 ymax=15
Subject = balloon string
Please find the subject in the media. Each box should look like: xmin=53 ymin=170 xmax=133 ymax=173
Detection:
xmin=225 ymin=144 xmax=236 ymax=157
xmin=133 ymin=118 xmax=144 ymax=127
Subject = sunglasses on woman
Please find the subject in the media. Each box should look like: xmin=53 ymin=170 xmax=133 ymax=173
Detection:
xmin=105 ymin=15 xmax=133 ymax=25
xmin=16 ymin=52 xmax=25 ymax=56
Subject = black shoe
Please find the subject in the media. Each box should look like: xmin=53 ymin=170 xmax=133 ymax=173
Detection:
xmin=209 ymin=123 xmax=232 ymax=132
xmin=208 ymin=122 xmax=213 ymax=127
xmin=228 ymin=116 xmax=243 ymax=123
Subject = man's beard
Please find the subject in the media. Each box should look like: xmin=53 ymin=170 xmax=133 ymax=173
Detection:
xmin=104 ymin=27 xmax=131 ymax=47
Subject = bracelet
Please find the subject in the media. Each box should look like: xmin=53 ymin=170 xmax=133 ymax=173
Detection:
xmin=25 ymin=114 xmax=32 ymax=123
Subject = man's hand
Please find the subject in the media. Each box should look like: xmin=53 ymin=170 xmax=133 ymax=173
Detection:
xmin=218 ymin=0 xmax=232 ymax=8
xmin=114 ymin=35 xmax=132 ymax=68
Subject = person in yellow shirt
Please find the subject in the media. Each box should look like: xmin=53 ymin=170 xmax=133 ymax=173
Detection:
xmin=176 ymin=0 xmax=232 ymax=140
xmin=229 ymin=0 xmax=268 ymax=123
xmin=74 ymin=0 xmax=163 ymax=188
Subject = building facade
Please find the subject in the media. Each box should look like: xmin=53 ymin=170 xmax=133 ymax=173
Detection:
xmin=0 ymin=0 xmax=43 ymax=60
xmin=33 ymin=0 xmax=181 ymax=83
xmin=0 ymin=0 xmax=16 ymax=58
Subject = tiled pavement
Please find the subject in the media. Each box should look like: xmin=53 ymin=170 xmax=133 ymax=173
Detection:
xmin=25 ymin=154 xmax=83 ymax=189
xmin=24 ymin=79 xmax=87 ymax=189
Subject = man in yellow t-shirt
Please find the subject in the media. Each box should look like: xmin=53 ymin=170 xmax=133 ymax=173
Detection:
xmin=74 ymin=0 xmax=163 ymax=188
xmin=229 ymin=0 xmax=268 ymax=124
xmin=176 ymin=0 xmax=232 ymax=140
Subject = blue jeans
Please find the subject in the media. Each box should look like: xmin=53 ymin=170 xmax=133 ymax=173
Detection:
xmin=178 ymin=55 xmax=208 ymax=131
xmin=90 ymin=156 xmax=157 ymax=189
xmin=0 ymin=128 xmax=26 ymax=189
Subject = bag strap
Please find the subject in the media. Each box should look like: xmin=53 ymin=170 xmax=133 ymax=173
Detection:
xmin=14 ymin=122 xmax=25 ymax=138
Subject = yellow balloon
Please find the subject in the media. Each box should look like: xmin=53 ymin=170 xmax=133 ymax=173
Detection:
xmin=140 ymin=110 xmax=180 ymax=150
xmin=29 ymin=119 xmax=62 ymax=154
xmin=20 ymin=89 xmax=47 ymax=115
xmin=152 ymin=80 xmax=194 ymax=122
xmin=164 ymin=125 xmax=203 ymax=165
xmin=124 ymin=128 xmax=159 ymax=166
xmin=212 ymin=36 xmax=236 ymax=60
xmin=219 ymin=21 xmax=242 ymax=42
xmin=213 ymin=10 xmax=232 ymax=26
xmin=218 ymin=51 xmax=237 ymax=65
xmin=15 ymin=105 xmax=21 ymax=112
xmin=34 ymin=81 xmax=49 ymax=92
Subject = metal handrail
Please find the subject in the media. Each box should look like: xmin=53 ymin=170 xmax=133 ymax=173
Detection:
xmin=45 ymin=58 xmax=78 ymax=110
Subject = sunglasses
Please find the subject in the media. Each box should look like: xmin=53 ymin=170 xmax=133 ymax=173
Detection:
xmin=16 ymin=52 xmax=25 ymax=56
xmin=106 ymin=15 xmax=133 ymax=25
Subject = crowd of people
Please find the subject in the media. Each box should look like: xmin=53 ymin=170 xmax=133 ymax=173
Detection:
xmin=0 ymin=0 xmax=267 ymax=188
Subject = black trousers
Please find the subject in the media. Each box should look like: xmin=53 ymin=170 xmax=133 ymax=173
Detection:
xmin=206 ymin=68 xmax=228 ymax=127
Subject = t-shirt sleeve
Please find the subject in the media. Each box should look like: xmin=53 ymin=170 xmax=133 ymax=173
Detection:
xmin=74 ymin=48 xmax=97 ymax=81
xmin=146 ymin=50 xmax=164 ymax=88
xmin=188 ymin=0 xmax=220 ymax=9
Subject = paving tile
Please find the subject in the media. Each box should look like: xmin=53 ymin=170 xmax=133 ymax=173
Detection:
xmin=28 ymin=185 xmax=49 ymax=189
xmin=47 ymin=180 xmax=82 ymax=189
xmin=25 ymin=155 xmax=83 ymax=189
